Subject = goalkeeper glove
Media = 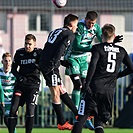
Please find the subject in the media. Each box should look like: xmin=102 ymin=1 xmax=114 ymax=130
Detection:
xmin=113 ymin=35 xmax=123 ymax=43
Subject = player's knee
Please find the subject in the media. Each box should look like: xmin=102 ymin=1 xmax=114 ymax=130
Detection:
xmin=26 ymin=114 xmax=34 ymax=118
xmin=26 ymin=109 xmax=35 ymax=117
xmin=100 ymin=112 xmax=111 ymax=124
xmin=10 ymin=107 xmax=17 ymax=117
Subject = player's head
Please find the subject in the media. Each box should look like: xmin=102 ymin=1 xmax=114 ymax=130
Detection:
xmin=64 ymin=14 xmax=78 ymax=33
xmin=24 ymin=34 xmax=36 ymax=52
xmin=102 ymin=23 xmax=115 ymax=42
xmin=2 ymin=52 xmax=12 ymax=72
xmin=85 ymin=11 xmax=98 ymax=29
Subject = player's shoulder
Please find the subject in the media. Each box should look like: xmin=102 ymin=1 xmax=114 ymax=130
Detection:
xmin=16 ymin=48 xmax=25 ymax=53
xmin=61 ymin=27 xmax=74 ymax=38
xmin=34 ymin=48 xmax=42 ymax=55
xmin=115 ymin=44 xmax=127 ymax=54
xmin=34 ymin=47 xmax=42 ymax=51
xmin=77 ymin=20 xmax=85 ymax=30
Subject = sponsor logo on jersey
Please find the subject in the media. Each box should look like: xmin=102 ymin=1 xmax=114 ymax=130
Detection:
xmin=104 ymin=45 xmax=120 ymax=53
xmin=20 ymin=59 xmax=36 ymax=64
xmin=33 ymin=52 xmax=37 ymax=57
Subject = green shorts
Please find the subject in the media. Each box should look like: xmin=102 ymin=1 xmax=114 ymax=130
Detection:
xmin=5 ymin=104 xmax=11 ymax=116
xmin=65 ymin=56 xmax=89 ymax=78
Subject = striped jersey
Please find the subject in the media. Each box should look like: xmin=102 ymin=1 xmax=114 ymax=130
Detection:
xmin=0 ymin=67 xmax=16 ymax=105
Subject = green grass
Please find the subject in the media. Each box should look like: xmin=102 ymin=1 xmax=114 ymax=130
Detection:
xmin=0 ymin=127 xmax=133 ymax=133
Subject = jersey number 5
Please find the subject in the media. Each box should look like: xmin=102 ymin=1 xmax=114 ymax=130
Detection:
xmin=106 ymin=52 xmax=116 ymax=73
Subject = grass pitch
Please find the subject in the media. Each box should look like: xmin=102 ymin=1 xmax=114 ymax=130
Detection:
xmin=0 ymin=127 xmax=133 ymax=133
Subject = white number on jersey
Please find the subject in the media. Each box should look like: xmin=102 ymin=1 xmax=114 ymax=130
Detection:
xmin=106 ymin=52 xmax=116 ymax=73
xmin=47 ymin=29 xmax=62 ymax=43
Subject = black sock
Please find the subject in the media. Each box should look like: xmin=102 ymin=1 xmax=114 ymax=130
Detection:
xmin=60 ymin=92 xmax=78 ymax=116
xmin=8 ymin=117 xmax=17 ymax=133
xmin=4 ymin=116 xmax=9 ymax=127
xmin=72 ymin=122 xmax=83 ymax=133
xmin=25 ymin=116 xmax=34 ymax=133
xmin=95 ymin=128 xmax=104 ymax=133
xmin=52 ymin=103 xmax=65 ymax=125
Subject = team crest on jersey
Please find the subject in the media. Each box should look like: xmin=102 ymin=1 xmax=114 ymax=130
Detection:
xmin=33 ymin=52 xmax=37 ymax=57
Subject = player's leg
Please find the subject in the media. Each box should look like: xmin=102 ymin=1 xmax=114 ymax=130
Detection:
xmin=4 ymin=106 xmax=17 ymax=133
xmin=94 ymin=92 xmax=114 ymax=133
xmin=65 ymin=58 xmax=81 ymax=109
xmin=70 ymin=74 xmax=82 ymax=109
xmin=72 ymin=114 xmax=89 ymax=133
xmin=8 ymin=90 xmax=21 ymax=133
xmin=60 ymin=82 xmax=78 ymax=116
xmin=25 ymin=89 xmax=39 ymax=133
xmin=50 ymin=85 xmax=73 ymax=130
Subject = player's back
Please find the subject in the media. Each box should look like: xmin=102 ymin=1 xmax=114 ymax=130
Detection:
xmin=40 ymin=27 xmax=74 ymax=62
xmin=91 ymin=42 xmax=128 ymax=92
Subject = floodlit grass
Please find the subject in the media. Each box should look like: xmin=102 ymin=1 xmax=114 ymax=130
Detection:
xmin=0 ymin=127 xmax=133 ymax=133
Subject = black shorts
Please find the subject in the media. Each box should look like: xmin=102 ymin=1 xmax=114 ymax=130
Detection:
xmin=94 ymin=91 xmax=114 ymax=126
xmin=78 ymin=91 xmax=97 ymax=116
xmin=14 ymin=86 xmax=39 ymax=107
xmin=40 ymin=67 xmax=62 ymax=87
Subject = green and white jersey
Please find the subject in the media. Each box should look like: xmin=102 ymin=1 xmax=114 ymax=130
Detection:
xmin=65 ymin=19 xmax=102 ymax=59
xmin=0 ymin=67 xmax=16 ymax=106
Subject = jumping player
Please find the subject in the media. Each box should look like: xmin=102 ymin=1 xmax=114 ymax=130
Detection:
xmin=39 ymin=14 xmax=79 ymax=130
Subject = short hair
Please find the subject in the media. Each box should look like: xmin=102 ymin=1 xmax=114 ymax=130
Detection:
xmin=2 ymin=52 xmax=12 ymax=59
xmin=64 ymin=14 xmax=78 ymax=27
xmin=85 ymin=11 xmax=98 ymax=20
xmin=102 ymin=24 xmax=115 ymax=39
xmin=25 ymin=34 xmax=36 ymax=42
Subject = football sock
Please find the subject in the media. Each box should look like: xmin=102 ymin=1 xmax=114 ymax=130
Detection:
xmin=25 ymin=116 xmax=34 ymax=133
xmin=60 ymin=92 xmax=78 ymax=116
xmin=4 ymin=116 xmax=9 ymax=127
xmin=71 ymin=122 xmax=83 ymax=133
xmin=95 ymin=127 xmax=104 ymax=133
xmin=4 ymin=116 xmax=17 ymax=133
xmin=52 ymin=103 xmax=65 ymax=125
xmin=8 ymin=117 xmax=17 ymax=133
xmin=72 ymin=90 xmax=80 ymax=109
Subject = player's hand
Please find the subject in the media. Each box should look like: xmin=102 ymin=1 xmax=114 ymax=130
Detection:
xmin=60 ymin=60 xmax=72 ymax=68
xmin=113 ymin=35 xmax=123 ymax=43
xmin=18 ymin=76 xmax=27 ymax=83
xmin=0 ymin=104 xmax=5 ymax=116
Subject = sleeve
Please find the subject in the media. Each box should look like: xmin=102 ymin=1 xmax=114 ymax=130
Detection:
xmin=95 ymin=24 xmax=102 ymax=43
xmin=85 ymin=46 xmax=100 ymax=86
xmin=0 ymin=81 xmax=4 ymax=103
xmin=72 ymin=25 xmax=92 ymax=52
xmin=117 ymin=50 xmax=133 ymax=78
xmin=53 ymin=33 xmax=75 ymax=65
xmin=11 ymin=51 xmax=21 ymax=79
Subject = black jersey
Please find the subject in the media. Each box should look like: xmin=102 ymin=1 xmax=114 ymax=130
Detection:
xmin=11 ymin=47 xmax=42 ymax=88
xmin=86 ymin=42 xmax=133 ymax=93
xmin=39 ymin=27 xmax=75 ymax=72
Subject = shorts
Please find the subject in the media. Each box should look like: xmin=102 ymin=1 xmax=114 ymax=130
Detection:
xmin=94 ymin=91 xmax=114 ymax=126
xmin=14 ymin=86 xmax=39 ymax=107
xmin=65 ymin=56 xmax=88 ymax=78
xmin=41 ymin=67 xmax=62 ymax=87
xmin=78 ymin=91 xmax=97 ymax=116
xmin=4 ymin=104 xmax=11 ymax=116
